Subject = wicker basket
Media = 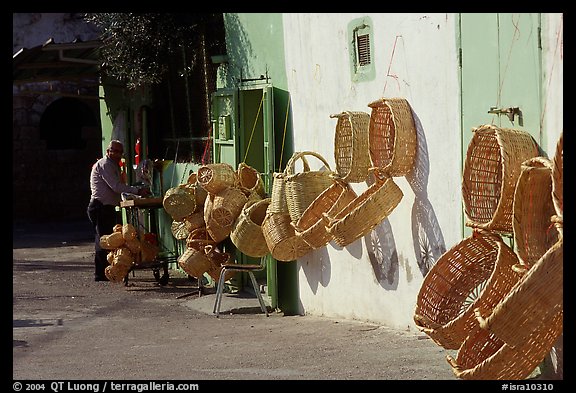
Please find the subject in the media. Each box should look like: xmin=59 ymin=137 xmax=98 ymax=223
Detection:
xmin=446 ymin=309 xmax=563 ymax=380
xmin=512 ymin=157 xmax=558 ymax=268
xmin=330 ymin=111 xmax=371 ymax=183
xmin=293 ymin=176 xmax=357 ymax=249
xmin=413 ymin=229 xmax=524 ymax=350
xmin=185 ymin=175 xmax=208 ymax=208
xmin=268 ymin=153 xmax=309 ymax=215
xmin=203 ymin=193 xmax=230 ymax=243
xmin=462 ymin=124 xmax=539 ymax=234
xmin=237 ymin=162 xmax=266 ymax=197
xmin=552 ymin=132 xmax=563 ymax=219
xmin=210 ymin=186 xmax=248 ymax=228
xmin=230 ymin=198 xmax=271 ymax=257
xmin=197 ymin=162 xmax=238 ymax=194
xmin=178 ymin=238 xmax=216 ymax=279
xmin=324 ymin=168 xmax=403 ymax=247
xmin=105 ymin=263 xmax=131 ymax=283
xmin=163 ymin=184 xmax=197 ymax=221
xmin=285 ymin=151 xmax=336 ymax=223
xmin=367 ymin=97 xmax=417 ymax=177
xmin=262 ymin=212 xmax=313 ymax=261
xmin=185 ymin=226 xmax=211 ymax=247
xmin=170 ymin=211 xmax=205 ymax=240
xmin=204 ymin=244 xmax=236 ymax=282
xmin=475 ymin=238 xmax=563 ymax=349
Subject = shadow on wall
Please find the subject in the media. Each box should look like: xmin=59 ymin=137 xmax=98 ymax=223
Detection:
xmin=405 ymin=110 xmax=446 ymax=277
xmin=220 ymin=14 xmax=255 ymax=86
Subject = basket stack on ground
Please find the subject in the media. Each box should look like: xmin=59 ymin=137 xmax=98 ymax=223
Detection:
xmin=168 ymin=162 xmax=268 ymax=283
xmin=100 ymin=223 xmax=160 ymax=283
xmin=414 ymin=126 xmax=563 ymax=380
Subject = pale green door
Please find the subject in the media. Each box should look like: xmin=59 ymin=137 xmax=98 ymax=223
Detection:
xmin=211 ymin=85 xmax=278 ymax=309
xmin=459 ymin=13 xmax=543 ymax=237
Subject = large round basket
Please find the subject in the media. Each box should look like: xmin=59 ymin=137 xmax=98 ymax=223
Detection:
xmin=262 ymin=212 xmax=313 ymax=262
xmin=197 ymin=162 xmax=238 ymax=194
xmin=512 ymin=157 xmax=558 ymax=268
xmin=413 ymin=230 xmax=524 ymax=350
xmin=285 ymin=151 xmax=335 ymax=223
xmin=324 ymin=169 xmax=403 ymax=247
xmin=475 ymin=238 xmax=563 ymax=350
xmin=446 ymin=309 xmax=563 ymax=380
xmin=331 ymin=111 xmax=371 ymax=183
xmin=210 ymin=186 xmax=248 ymax=228
xmin=293 ymin=177 xmax=357 ymax=249
xmin=462 ymin=124 xmax=539 ymax=234
xmin=230 ymin=198 xmax=271 ymax=257
xmin=367 ymin=97 xmax=417 ymax=177
xmin=163 ymin=184 xmax=197 ymax=221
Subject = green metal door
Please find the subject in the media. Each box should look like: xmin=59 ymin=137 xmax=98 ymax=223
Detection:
xmin=459 ymin=13 xmax=543 ymax=237
xmin=211 ymin=85 xmax=278 ymax=309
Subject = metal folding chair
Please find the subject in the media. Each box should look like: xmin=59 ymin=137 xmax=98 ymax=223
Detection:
xmin=213 ymin=256 xmax=269 ymax=317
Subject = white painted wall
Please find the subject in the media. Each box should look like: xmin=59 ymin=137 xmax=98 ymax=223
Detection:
xmin=282 ymin=13 xmax=463 ymax=330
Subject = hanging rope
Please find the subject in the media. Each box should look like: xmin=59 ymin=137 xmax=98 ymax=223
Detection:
xmin=278 ymin=97 xmax=291 ymax=171
xmin=382 ymin=35 xmax=403 ymax=96
xmin=201 ymin=125 xmax=212 ymax=165
xmin=243 ymin=94 xmax=265 ymax=163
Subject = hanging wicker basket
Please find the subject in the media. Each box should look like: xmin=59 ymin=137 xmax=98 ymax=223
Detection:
xmin=178 ymin=238 xmax=216 ymax=279
xmin=512 ymin=157 xmax=558 ymax=268
xmin=552 ymin=132 xmax=563 ymax=219
xmin=330 ymin=111 xmax=371 ymax=183
xmin=367 ymin=97 xmax=417 ymax=177
xmin=210 ymin=186 xmax=248 ymax=228
xmin=446 ymin=309 xmax=563 ymax=380
xmin=230 ymin=198 xmax=271 ymax=258
xmin=203 ymin=193 xmax=230 ymax=243
xmin=204 ymin=244 xmax=236 ymax=282
xmin=163 ymin=184 xmax=197 ymax=221
xmin=262 ymin=212 xmax=313 ymax=261
xmin=285 ymin=151 xmax=335 ymax=223
xmin=462 ymin=124 xmax=539 ymax=234
xmin=268 ymin=153 xmax=310 ymax=215
xmin=170 ymin=211 xmax=205 ymax=240
xmin=292 ymin=176 xmax=357 ymax=249
xmin=185 ymin=226 xmax=211 ymax=247
xmin=237 ymin=162 xmax=266 ymax=197
xmin=185 ymin=174 xmax=208 ymax=208
xmin=413 ymin=229 xmax=524 ymax=350
xmin=324 ymin=168 xmax=403 ymax=247
xmin=475 ymin=238 xmax=563 ymax=350
xmin=197 ymin=162 xmax=238 ymax=194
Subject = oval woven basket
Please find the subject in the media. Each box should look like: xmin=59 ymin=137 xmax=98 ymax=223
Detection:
xmin=197 ymin=162 xmax=238 ymax=194
xmin=413 ymin=229 xmax=524 ymax=350
xmin=512 ymin=157 xmax=558 ymax=268
xmin=211 ymin=186 xmax=248 ymax=228
xmin=203 ymin=194 xmax=230 ymax=243
xmin=552 ymin=132 xmax=563 ymax=219
xmin=170 ymin=211 xmax=205 ymax=240
xmin=367 ymin=97 xmax=417 ymax=177
xmin=268 ymin=153 xmax=310 ymax=215
xmin=462 ymin=124 xmax=539 ymax=234
xmin=324 ymin=169 xmax=403 ymax=247
xmin=178 ymin=238 xmax=216 ymax=279
xmin=285 ymin=151 xmax=335 ymax=223
xmin=184 ymin=175 xmax=208 ymax=209
xmin=446 ymin=309 xmax=563 ymax=380
xmin=262 ymin=212 xmax=313 ymax=262
xmin=237 ymin=162 xmax=266 ymax=197
xmin=163 ymin=185 xmax=197 ymax=221
xmin=475 ymin=238 xmax=563 ymax=350
xmin=293 ymin=176 xmax=357 ymax=249
xmin=330 ymin=111 xmax=371 ymax=183
xmin=230 ymin=198 xmax=271 ymax=258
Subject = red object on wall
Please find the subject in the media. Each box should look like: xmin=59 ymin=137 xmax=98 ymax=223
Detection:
xmin=135 ymin=138 xmax=141 ymax=166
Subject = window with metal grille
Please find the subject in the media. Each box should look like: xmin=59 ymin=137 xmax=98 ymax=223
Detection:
xmin=356 ymin=33 xmax=371 ymax=66
xmin=348 ymin=17 xmax=375 ymax=82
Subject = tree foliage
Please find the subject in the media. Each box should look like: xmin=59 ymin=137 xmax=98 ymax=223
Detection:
xmin=85 ymin=13 xmax=221 ymax=89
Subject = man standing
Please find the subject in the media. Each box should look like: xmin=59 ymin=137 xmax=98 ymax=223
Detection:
xmin=87 ymin=140 xmax=150 ymax=281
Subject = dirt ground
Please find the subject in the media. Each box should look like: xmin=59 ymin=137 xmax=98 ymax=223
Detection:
xmin=13 ymin=219 xmax=465 ymax=383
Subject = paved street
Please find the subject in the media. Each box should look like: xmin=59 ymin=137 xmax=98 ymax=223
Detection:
xmin=12 ymin=219 xmax=461 ymax=383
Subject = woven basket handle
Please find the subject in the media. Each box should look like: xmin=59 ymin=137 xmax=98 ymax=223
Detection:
xmin=284 ymin=151 xmax=310 ymax=175
xmin=286 ymin=151 xmax=331 ymax=176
